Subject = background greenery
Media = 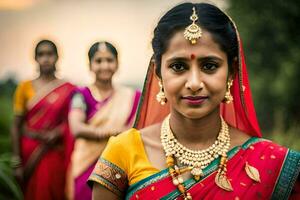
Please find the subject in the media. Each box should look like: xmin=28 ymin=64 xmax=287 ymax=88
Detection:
xmin=0 ymin=0 xmax=299 ymax=198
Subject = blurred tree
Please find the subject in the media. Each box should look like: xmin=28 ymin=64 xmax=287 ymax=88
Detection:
xmin=0 ymin=77 xmax=17 ymax=154
xmin=0 ymin=77 xmax=22 ymax=199
xmin=228 ymin=0 xmax=300 ymax=134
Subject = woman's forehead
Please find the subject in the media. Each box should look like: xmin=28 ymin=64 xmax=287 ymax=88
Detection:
xmin=93 ymin=50 xmax=115 ymax=58
xmin=162 ymin=30 xmax=226 ymax=61
xmin=37 ymin=43 xmax=54 ymax=52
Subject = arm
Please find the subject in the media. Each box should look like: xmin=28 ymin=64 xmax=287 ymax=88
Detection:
xmin=10 ymin=115 xmax=24 ymax=183
xmin=11 ymin=115 xmax=24 ymax=160
xmin=68 ymin=108 xmax=100 ymax=140
xmin=92 ymin=184 xmax=120 ymax=200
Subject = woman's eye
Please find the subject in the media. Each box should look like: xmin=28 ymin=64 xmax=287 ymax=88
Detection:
xmin=107 ymin=58 xmax=114 ymax=63
xmin=95 ymin=59 xmax=102 ymax=64
xmin=170 ymin=63 xmax=186 ymax=72
xmin=202 ymin=63 xmax=218 ymax=71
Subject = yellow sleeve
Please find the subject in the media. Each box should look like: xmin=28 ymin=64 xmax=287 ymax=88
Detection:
xmin=13 ymin=82 xmax=27 ymax=116
xmin=87 ymin=129 xmax=134 ymax=197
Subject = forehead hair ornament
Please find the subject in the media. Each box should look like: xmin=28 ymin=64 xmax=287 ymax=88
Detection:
xmin=183 ymin=7 xmax=202 ymax=44
xmin=98 ymin=42 xmax=107 ymax=52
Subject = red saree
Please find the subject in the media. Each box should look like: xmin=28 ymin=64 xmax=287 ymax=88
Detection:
xmin=21 ymin=80 xmax=75 ymax=200
xmin=126 ymin=138 xmax=299 ymax=200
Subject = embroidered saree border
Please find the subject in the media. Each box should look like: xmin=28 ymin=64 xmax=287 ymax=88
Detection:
xmin=271 ymin=149 xmax=300 ymax=200
xmin=88 ymin=158 xmax=128 ymax=197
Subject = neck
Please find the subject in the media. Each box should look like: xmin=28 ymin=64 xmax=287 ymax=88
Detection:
xmin=93 ymin=79 xmax=114 ymax=99
xmin=39 ymin=73 xmax=56 ymax=81
xmin=94 ymin=79 xmax=113 ymax=91
xmin=169 ymin=108 xmax=221 ymax=148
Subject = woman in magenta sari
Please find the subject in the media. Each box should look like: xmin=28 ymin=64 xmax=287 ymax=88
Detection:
xmin=88 ymin=3 xmax=300 ymax=200
xmin=68 ymin=41 xmax=141 ymax=200
xmin=11 ymin=40 xmax=76 ymax=200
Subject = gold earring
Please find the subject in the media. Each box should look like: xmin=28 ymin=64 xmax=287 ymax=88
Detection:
xmin=156 ymin=81 xmax=167 ymax=105
xmin=224 ymin=79 xmax=233 ymax=104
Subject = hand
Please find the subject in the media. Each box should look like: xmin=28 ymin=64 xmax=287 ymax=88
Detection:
xmin=13 ymin=166 xmax=23 ymax=184
xmin=95 ymin=127 xmax=121 ymax=140
xmin=41 ymin=128 xmax=62 ymax=145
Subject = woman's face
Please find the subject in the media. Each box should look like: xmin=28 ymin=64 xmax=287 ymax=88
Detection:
xmin=90 ymin=49 xmax=118 ymax=82
xmin=35 ymin=43 xmax=58 ymax=74
xmin=160 ymin=30 xmax=229 ymax=119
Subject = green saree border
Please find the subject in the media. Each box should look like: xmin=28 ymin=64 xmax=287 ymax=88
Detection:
xmin=271 ymin=149 xmax=300 ymax=200
xmin=126 ymin=169 xmax=170 ymax=199
xmin=126 ymin=137 xmax=263 ymax=199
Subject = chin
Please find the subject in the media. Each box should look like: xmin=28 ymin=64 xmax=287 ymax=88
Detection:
xmin=178 ymin=106 xmax=218 ymax=120
xmin=97 ymin=76 xmax=113 ymax=82
xmin=182 ymin=112 xmax=206 ymax=120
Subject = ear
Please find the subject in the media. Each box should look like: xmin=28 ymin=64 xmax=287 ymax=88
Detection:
xmin=153 ymin=62 xmax=162 ymax=82
xmin=229 ymin=56 xmax=238 ymax=80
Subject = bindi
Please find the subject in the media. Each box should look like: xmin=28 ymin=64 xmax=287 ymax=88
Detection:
xmin=190 ymin=53 xmax=196 ymax=60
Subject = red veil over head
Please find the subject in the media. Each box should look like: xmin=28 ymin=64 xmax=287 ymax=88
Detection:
xmin=134 ymin=20 xmax=262 ymax=138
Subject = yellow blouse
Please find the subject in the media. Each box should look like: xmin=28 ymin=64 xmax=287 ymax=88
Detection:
xmin=13 ymin=80 xmax=35 ymax=115
xmin=96 ymin=128 xmax=159 ymax=186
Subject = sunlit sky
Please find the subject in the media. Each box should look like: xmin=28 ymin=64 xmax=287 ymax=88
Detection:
xmin=0 ymin=0 xmax=227 ymax=87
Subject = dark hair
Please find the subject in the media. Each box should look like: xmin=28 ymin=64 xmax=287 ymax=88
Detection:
xmin=88 ymin=41 xmax=118 ymax=62
xmin=152 ymin=3 xmax=238 ymax=77
xmin=35 ymin=40 xmax=58 ymax=59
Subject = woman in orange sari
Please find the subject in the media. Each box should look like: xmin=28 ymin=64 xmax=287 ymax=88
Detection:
xmin=11 ymin=40 xmax=75 ymax=200
xmin=88 ymin=3 xmax=300 ymax=200
xmin=68 ymin=41 xmax=141 ymax=200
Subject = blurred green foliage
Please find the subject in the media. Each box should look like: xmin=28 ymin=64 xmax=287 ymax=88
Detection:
xmin=0 ymin=78 xmax=22 ymax=199
xmin=0 ymin=78 xmax=16 ymax=154
xmin=228 ymin=0 xmax=300 ymax=149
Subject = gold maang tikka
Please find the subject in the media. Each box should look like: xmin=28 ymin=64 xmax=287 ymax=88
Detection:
xmin=184 ymin=7 xmax=202 ymax=44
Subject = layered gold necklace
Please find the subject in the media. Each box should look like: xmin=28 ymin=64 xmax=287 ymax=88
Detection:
xmin=161 ymin=115 xmax=233 ymax=199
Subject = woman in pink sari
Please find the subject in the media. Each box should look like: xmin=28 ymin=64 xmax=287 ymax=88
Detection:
xmin=11 ymin=40 xmax=75 ymax=200
xmin=88 ymin=3 xmax=300 ymax=200
xmin=68 ymin=41 xmax=141 ymax=200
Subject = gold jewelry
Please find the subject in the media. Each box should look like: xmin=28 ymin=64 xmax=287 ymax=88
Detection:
xmin=224 ymin=79 xmax=233 ymax=104
xmin=156 ymin=81 xmax=167 ymax=105
xmin=167 ymin=157 xmax=192 ymax=200
xmin=184 ymin=7 xmax=202 ymax=44
xmin=161 ymin=114 xmax=233 ymax=192
xmin=97 ymin=42 xmax=107 ymax=52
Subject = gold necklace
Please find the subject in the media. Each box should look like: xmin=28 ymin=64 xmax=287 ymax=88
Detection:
xmin=161 ymin=114 xmax=230 ymax=180
xmin=161 ymin=114 xmax=234 ymax=199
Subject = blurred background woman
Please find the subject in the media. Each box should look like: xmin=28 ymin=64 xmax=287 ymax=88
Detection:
xmin=68 ymin=41 xmax=141 ymax=200
xmin=11 ymin=39 xmax=75 ymax=200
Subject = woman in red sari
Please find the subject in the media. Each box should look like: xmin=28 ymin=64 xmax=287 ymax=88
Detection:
xmin=11 ymin=40 xmax=75 ymax=200
xmin=88 ymin=3 xmax=300 ymax=200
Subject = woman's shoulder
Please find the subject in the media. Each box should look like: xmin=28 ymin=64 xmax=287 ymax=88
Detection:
xmin=116 ymin=85 xmax=141 ymax=94
xmin=230 ymin=127 xmax=300 ymax=158
xmin=16 ymin=80 xmax=32 ymax=88
xmin=100 ymin=128 xmax=142 ymax=172
xmin=108 ymin=128 xmax=140 ymax=146
xmin=101 ymin=129 xmax=141 ymax=158
xmin=242 ymin=135 xmax=300 ymax=161
xmin=58 ymin=79 xmax=75 ymax=89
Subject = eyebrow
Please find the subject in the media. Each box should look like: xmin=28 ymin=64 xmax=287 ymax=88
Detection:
xmin=166 ymin=55 xmax=223 ymax=63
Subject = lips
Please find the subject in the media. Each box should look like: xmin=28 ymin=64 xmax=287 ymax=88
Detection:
xmin=181 ymin=95 xmax=208 ymax=105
